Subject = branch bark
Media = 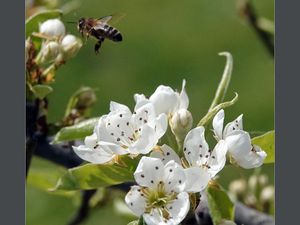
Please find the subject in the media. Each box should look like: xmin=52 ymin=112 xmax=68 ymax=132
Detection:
xmin=239 ymin=0 xmax=274 ymax=57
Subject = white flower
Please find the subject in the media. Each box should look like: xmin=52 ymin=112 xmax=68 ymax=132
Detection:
xmin=39 ymin=41 xmax=60 ymax=63
xmin=73 ymin=101 xmax=167 ymax=164
xmin=39 ymin=19 xmax=66 ymax=37
xmin=61 ymin=34 xmax=82 ymax=59
xmin=212 ymin=109 xmax=267 ymax=169
xmin=136 ymin=80 xmax=189 ymax=116
xmin=183 ymin=127 xmax=227 ymax=192
xmin=125 ymin=157 xmax=190 ymax=225
xmin=151 ymin=127 xmax=227 ymax=193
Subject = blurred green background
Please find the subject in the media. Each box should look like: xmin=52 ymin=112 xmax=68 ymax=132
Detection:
xmin=27 ymin=0 xmax=274 ymax=224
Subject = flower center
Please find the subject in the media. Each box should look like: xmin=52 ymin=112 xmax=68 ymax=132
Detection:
xmin=142 ymin=183 xmax=177 ymax=217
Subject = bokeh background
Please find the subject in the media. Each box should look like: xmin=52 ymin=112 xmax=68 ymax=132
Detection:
xmin=26 ymin=0 xmax=274 ymax=224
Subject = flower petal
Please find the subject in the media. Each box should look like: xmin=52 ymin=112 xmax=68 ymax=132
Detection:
xmin=166 ymin=192 xmax=190 ymax=225
xmin=212 ymin=109 xmax=224 ymax=140
xmin=84 ymin=133 xmax=98 ymax=148
xmin=132 ymin=102 xmax=156 ymax=129
xmin=207 ymin=140 xmax=228 ymax=177
xmin=234 ymin=144 xmax=267 ymax=169
xmin=183 ymin=127 xmax=209 ymax=166
xmin=184 ymin=167 xmax=211 ymax=193
xmin=109 ymin=101 xmax=131 ymax=113
xmin=98 ymin=141 xmax=128 ymax=155
xmin=150 ymin=144 xmax=181 ymax=165
xmin=179 ymin=79 xmax=189 ymax=110
xmin=149 ymin=85 xmax=180 ymax=115
xmin=148 ymin=113 xmax=168 ymax=139
xmin=225 ymin=130 xmax=252 ymax=157
xmin=163 ymin=160 xmax=186 ymax=192
xmin=223 ymin=114 xmax=243 ymax=138
xmin=125 ymin=185 xmax=147 ymax=216
xmin=72 ymin=145 xmax=114 ymax=164
xmin=134 ymin=157 xmax=164 ymax=188
xmin=130 ymin=124 xmax=157 ymax=154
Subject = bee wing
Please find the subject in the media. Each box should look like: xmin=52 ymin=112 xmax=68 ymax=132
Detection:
xmin=94 ymin=13 xmax=126 ymax=29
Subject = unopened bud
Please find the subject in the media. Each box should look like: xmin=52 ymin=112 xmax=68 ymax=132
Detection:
xmin=61 ymin=34 xmax=82 ymax=59
xmin=39 ymin=41 xmax=60 ymax=63
xmin=258 ymin=174 xmax=268 ymax=187
xmin=75 ymin=88 xmax=97 ymax=110
xmin=260 ymin=186 xmax=274 ymax=203
xmin=248 ymin=175 xmax=258 ymax=192
xmin=170 ymin=108 xmax=193 ymax=140
xmin=229 ymin=179 xmax=247 ymax=200
xmin=25 ymin=39 xmax=31 ymax=62
xmin=39 ymin=19 xmax=65 ymax=37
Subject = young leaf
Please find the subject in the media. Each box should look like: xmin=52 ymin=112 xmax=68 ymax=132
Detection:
xmin=127 ymin=221 xmax=139 ymax=225
xmin=26 ymin=9 xmax=63 ymax=38
xmin=52 ymin=117 xmax=99 ymax=144
xmin=31 ymin=84 xmax=53 ymax=99
xmin=51 ymin=156 xmax=138 ymax=191
xmin=207 ymin=185 xmax=235 ymax=225
xmin=209 ymin=52 xmax=233 ymax=111
xmin=252 ymin=130 xmax=275 ymax=164
xmin=198 ymin=93 xmax=238 ymax=127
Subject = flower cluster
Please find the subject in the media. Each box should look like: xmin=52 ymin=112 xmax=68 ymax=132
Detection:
xmin=73 ymin=80 xmax=267 ymax=225
xmin=36 ymin=18 xmax=82 ymax=64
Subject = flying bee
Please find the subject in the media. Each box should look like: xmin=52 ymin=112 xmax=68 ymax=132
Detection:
xmin=77 ymin=14 xmax=124 ymax=54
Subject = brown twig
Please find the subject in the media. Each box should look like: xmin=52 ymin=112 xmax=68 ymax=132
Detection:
xmin=238 ymin=0 xmax=274 ymax=57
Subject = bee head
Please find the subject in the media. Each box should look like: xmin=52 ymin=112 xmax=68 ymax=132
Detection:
xmin=77 ymin=18 xmax=86 ymax=31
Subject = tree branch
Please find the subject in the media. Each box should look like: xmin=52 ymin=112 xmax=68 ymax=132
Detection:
xmin=239 ymin=0 xmax=274 ymax=57
xmin=67 ymin=190 xmax=97 ymax=225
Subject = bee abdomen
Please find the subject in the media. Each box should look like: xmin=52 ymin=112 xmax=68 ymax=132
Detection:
xmin=105 ymin=26 xmax=122 ymax=42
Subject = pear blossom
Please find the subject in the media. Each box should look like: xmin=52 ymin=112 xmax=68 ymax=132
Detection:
xmin=73 ymin=101 xmax=167 ymax=164
xmin=212 ymin=109 xmax=267 ymax=169
xmin=151 ymin=127 xmax=227 ymax=193
xmin=39 ymin=41 xmax=61 ymax=63
xmin=183 ymin=127 xmax=227 ymax=192
xmin=39 ymin=18 xmax=66 ymax=37
xmin=135 ymin=80 xmax=189 ymax=116
xmin=61 ymin=34 xmax=83 ymax=59
xmin=125 ymin=157 xmax=190 ymax=225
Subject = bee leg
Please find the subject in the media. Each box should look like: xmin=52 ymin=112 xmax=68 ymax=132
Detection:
xmin=94 ymin=37 xmax=104 ymax=54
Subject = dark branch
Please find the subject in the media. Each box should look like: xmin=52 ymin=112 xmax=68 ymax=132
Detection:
xmin=67 ymin=190 xmax=97 ymax=225
xmin=239 ymin=0 xmax=274 ymax=57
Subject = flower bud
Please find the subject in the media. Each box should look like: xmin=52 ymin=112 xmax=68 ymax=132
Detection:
xmin=248 ymin=174 xmax=258 ymax=192
xmin=61 ymin=34 xmax=82 ymax=59
xmin=229 ymin=179 xmax=247 ymax=200
xmin=39 ymin=19 xmax=65 ymax=37
xmin=39 ymin=41 xmax=60 ymax=63
xmin=170 ymin=108 xmax=193 ymax=141
xmin=75 ymin=88 xmax=97 ymax=111
xmin=260 ymin=186 xmax=274 ymax=203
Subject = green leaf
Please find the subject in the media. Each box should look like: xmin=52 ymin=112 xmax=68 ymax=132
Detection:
xmin=26 ymin=9 xmax=63 ymax=38
xmin=198 ymin=92 xmax=238 ymax=127
xmin=127 ymin=221 xmax=139 ymax=225
xmin=207 ymin=185 xmax=235 ymax=225
xmin=52 ymin=117 xmax=99 ymax=144
xmin=27 ymin=157 xmax=75 ymax=197
xmin=31 ymin=84 xmax=53 ymax=99
xmin=252 ymin=130 xmax=275 ymax=164
xmin=52 ymin=156 xmax=138 ymax=191
xmin=209 ymin=52 xmax=233 ymax=111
